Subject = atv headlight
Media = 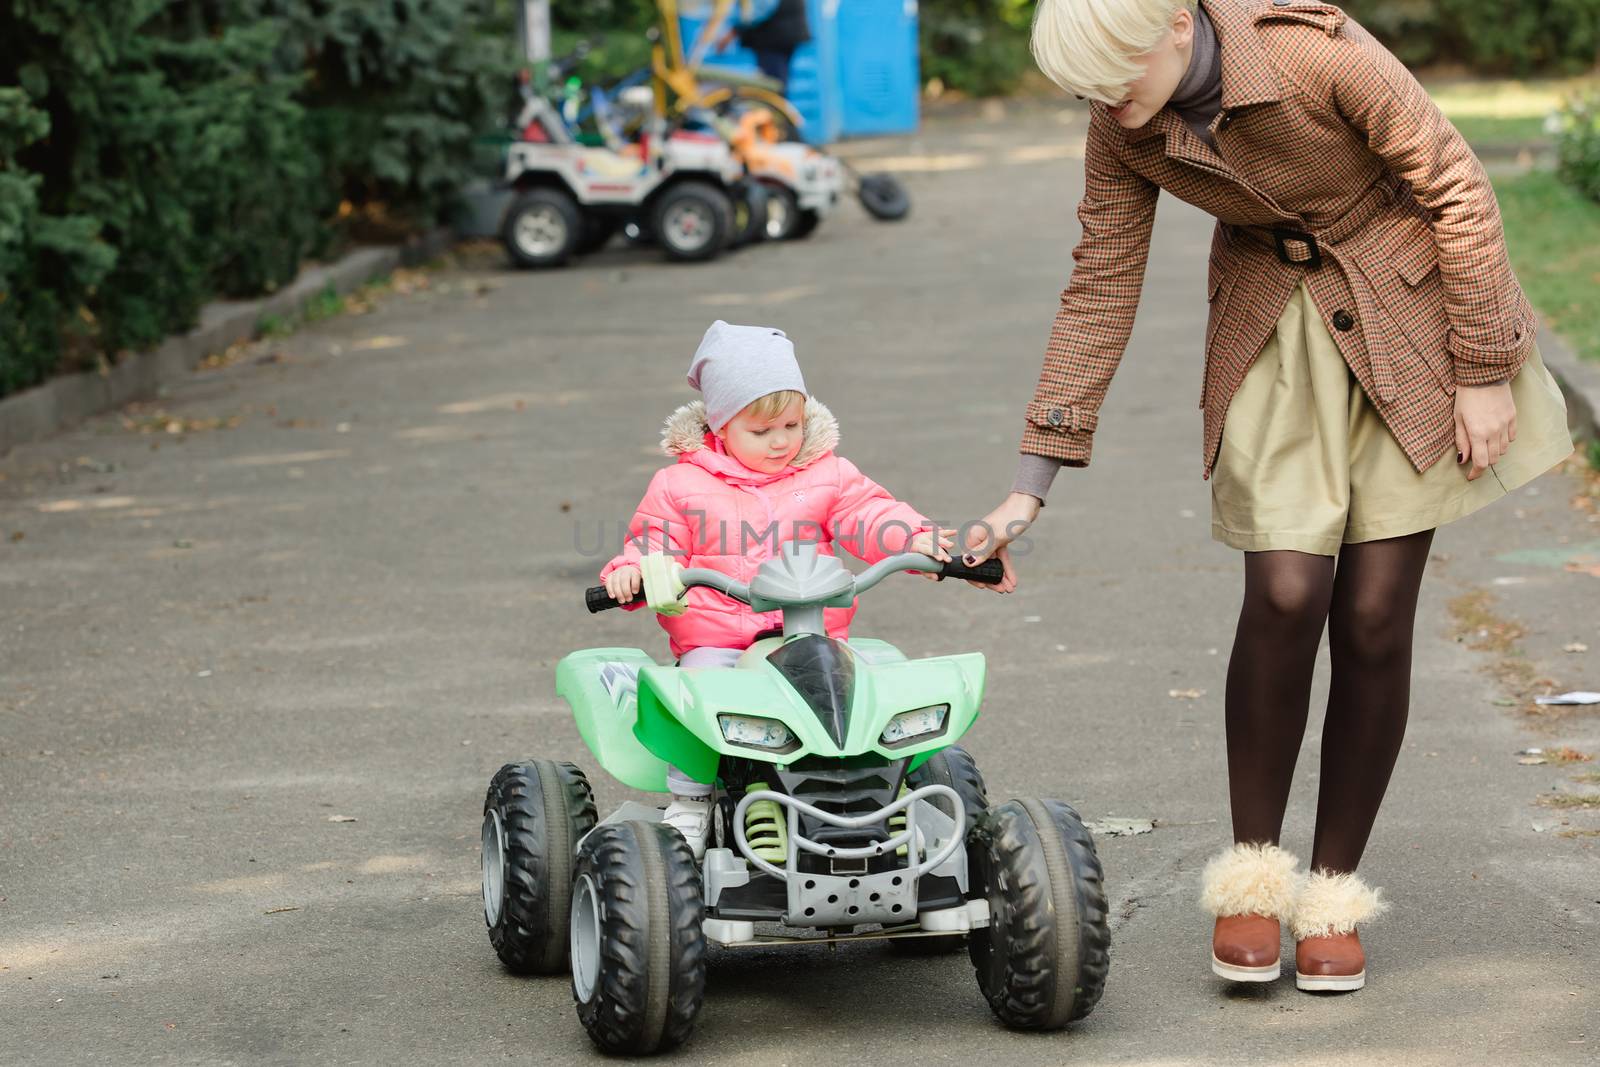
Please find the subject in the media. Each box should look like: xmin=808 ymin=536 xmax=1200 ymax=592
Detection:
xmin=718 ymin=714 xmax=796 ymax=751
xmin=880 ymin=704 xmax=949 ymax=747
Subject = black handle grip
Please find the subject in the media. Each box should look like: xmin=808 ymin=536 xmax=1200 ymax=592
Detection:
xmin=586 ymin=586 xmax=647 ymax=613
xmin=938 ymin=556 xmax=1006 ymax=584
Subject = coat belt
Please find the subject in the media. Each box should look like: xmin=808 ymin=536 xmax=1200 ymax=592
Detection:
xmin=1226 ymin=176 xmax=1419 ymax=403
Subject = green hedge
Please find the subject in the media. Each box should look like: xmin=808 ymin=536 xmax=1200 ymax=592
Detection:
xmin=1558 ymin=93 xmax=1600 ymax=203
xmin=1341 ymin=0 xmax=1600 ymax=76
xmin=0 ymin=1 xmax=515 ymax=398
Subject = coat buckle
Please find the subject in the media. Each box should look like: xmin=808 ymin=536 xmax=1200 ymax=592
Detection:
xmin=1271 ymin=228 xmax=1323 ymax=269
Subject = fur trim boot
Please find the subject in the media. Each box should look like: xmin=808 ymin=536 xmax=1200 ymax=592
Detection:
xmin=1291 ymin=869 xmax=1388 ymax=992
xmin=1200 ymin=842 xmax=1300 ymax=983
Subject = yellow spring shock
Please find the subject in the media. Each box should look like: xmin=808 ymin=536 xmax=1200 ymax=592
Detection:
xmin=743 ymin=783 xmax=788 ymax=864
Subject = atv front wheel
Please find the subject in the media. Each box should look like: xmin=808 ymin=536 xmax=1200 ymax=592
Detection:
xmin=571 ymin=821 xmax=706 ymax=1054
xmin=482 ymin=760 xmax=597 ymax=973
xmin=907 ymin=745 xmax=987 ymax=824
xmin=731 ymin=180 xmax=770 ymax=248
xmin=888 ymin=746 xmax=989 ymax=956
xmin=968 ymin=798 xmax=1110 ymax=1029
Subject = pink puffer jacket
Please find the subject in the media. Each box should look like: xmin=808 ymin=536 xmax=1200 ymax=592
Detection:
xmin=600 ymin=397 xmax=930 ymax=658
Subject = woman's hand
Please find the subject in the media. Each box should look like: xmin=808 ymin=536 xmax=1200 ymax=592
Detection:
xmin=907 ymin=528 xmax=957 ymax=581
xmin=960 ymin=492 xmax=1042 ymax=594
xmin=603 ymin=564 xmax=641 ymax=604
xmin=1455 ymin=381 xmax=1517 ymax=482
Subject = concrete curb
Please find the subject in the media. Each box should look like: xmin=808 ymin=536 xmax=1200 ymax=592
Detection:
xmin=0 ymin=227 xmax=454 ymax=455
xmin=1538 ymin=315 xmax=1600 ymax=446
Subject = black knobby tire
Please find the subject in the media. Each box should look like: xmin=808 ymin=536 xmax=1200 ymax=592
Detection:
xmin=482 ymin=760 xmax=597 ymax=974
xmin=731 ymin=180 xmax=770 ymax=248
xmin=857 ymin=172 xmax=911 ymax=221
xmin=575 ymin=215 xmax=620 ymax=254
xmin=789 ymin=206 xmax=821 ymax=240
xmin=571 ymin=821 xmax=707 ymax=1055
xmin=907 ymin=745 xmax=987 ymax=823
xmin=968 ymin=798 xmax=1110 ymax=1029
xmin=888 ymin=746 xmax=989 ymax=956
xmin=502 ymin=187 xmax=582 ymax=268
xmin=651 ymin=180 xmax=733 ymax=262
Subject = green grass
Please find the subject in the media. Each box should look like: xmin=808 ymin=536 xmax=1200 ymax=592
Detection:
xmin=1493 ymin=170 xmax=1600 ymax=362
xmin=1427 ymin=77 xmax=1595 ymax=148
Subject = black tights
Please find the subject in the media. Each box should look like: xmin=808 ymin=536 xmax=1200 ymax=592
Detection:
xmin=1224 ymin=530 xmax=1434 ymax=874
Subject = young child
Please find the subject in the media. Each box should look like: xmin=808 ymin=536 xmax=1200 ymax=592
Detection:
xmin=599 ymin=320 xmax=952 ymax=859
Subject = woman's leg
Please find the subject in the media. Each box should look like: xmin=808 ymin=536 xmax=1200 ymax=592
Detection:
xmin=1311 ymin=529 xmax=1435 ymax=873
xmin=1226 ymin=550 xmax=1337 ymax=845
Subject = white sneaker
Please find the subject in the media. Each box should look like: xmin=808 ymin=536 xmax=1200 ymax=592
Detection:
xmin=662 ymin=794 xmax=714 ymax=862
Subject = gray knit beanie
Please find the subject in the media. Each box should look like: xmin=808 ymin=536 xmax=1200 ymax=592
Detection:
xmin=686 ymin=320 xmax=807 ymax=431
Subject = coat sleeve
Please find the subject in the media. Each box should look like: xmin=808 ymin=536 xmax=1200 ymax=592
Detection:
xmin=1315 ymin=18 xmax=1533 ymax=384
xmin=599 ymin=468 xmax=694 ymax=609
xmin=827 ymin=457 xmax=930 ymax=564
xmin=1022 ymin=108 xmax=1161 ymax=467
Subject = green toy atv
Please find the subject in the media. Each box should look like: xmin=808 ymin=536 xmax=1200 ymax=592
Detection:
xmin=480 ymin=541 xmax=1110 ymax=1054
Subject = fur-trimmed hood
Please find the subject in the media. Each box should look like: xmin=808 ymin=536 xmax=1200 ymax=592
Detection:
xmin=660 ymin=396 xmax=840 ymax=470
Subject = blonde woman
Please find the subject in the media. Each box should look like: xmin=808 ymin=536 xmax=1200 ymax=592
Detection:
xmin=966 ymin=0 xmax=1572 ymax=992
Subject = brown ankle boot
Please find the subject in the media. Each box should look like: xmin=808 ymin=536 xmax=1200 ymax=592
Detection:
xmin=1212 ymin=914 xmax=1282 ymax=981
xmin=1200 ymin=843 xmax=1300 ymax=983
xmin=1295 ymin=930 xmax=1366 ymax=991
xmin=1291 ymin=869 xmax=1387 ymax=992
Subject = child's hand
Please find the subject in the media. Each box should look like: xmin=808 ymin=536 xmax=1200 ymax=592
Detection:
xmin=604 ymin=564 xmax=642 ymax=604
xmin=907 ymin=528 xmax=956 ymax=581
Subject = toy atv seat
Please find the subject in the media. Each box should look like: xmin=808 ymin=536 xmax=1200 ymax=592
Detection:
xmin=481 ymin=542 xmax=1110 ymax=1054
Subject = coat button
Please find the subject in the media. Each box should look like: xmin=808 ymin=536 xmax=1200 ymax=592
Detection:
xmin=1047 ymin=408 xmax=1066 ymax=427
xmin=1272 ymin=0 xmax=1293 ymax=6
xmin=1217 ymin=111 xmax=1233 ymax=132
xmin=1332 ymin=310 xmax=1355 ymax=331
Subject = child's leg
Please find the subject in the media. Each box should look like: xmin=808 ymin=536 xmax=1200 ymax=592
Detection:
xmin=1224 ymin=550 xmax=1336 ymax=846
xmin=669 ymin=646 xmax=745 ymax=792
xmin=1311 ymin=529 xmax=1434 ymax=873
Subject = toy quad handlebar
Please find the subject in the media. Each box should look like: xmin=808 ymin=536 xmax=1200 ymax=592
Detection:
xmin=585 ymin=552 xmax=1005 ymax=612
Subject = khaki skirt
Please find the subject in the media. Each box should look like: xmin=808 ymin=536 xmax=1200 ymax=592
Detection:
xmin=1211 ymin=284 xmax=1575 ymax=556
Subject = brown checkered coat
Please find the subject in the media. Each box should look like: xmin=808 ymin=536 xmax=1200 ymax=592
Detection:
xmin=1022 ymin=0 xmax=1536 ymax=478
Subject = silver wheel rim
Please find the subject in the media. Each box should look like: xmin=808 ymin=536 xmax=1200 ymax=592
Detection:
xmin=481 ymin=810 xmax=506 ymax=926
xmin=514 ymin=204 xmax=567 ymax=257
xmin=765 ymin=195 xmax=790 ymax=239
xmin=663 ymin=199 xmax=715 ymax=253
xmin=570 ymin=874 xmax=602 ymax=1002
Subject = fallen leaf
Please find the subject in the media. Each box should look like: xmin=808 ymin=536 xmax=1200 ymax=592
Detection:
xmin=1519 ymin=756 xmax=1549 ymax=765
xmin=264 ymin=906 xmax=300 ymax=915
xmin=350 ymin=335 xmax=409 ymax=351
xmin=1564 ymin=642 xmax=1589 ymax=653
xmin=9 ymin=531 xmax=22 ymax=542
xmin=326 ymin=815 xmax=358 ymax=823
xmin=1168 ymin=688 xmax=1205 ymax=700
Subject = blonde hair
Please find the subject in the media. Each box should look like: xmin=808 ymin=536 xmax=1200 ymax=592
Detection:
xmin=741 ymin=389 xmax=806 ymax=422
xmin=1031 ymin=0 xmax=1195 ymax=103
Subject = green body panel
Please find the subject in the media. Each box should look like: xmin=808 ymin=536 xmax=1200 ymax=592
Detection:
xmin=555 ymin=647 xmax=672 ymax=792
xmin=556 ymin=638 xmax=986 ymax=793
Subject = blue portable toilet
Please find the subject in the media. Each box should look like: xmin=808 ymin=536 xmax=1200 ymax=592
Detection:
xmin=834 ymin=0 xmax=920 ymax=138
xmin=680 ymin=0 xmax=918 ymax=145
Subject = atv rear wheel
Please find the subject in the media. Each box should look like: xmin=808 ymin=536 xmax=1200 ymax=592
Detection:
xmin=482 ymin=760 xmax=597 ymax=973
xmin=968 ymin=798 xmax=1110 ymax=1029
xmin=503 ymin=188 xmax=582 ymax=268
xmin=571 ymin=821 xmax=707 ymax=1054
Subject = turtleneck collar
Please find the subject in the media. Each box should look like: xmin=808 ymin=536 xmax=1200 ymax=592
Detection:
xmin=1169 ymin=2 xmax=1223 ymax=147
